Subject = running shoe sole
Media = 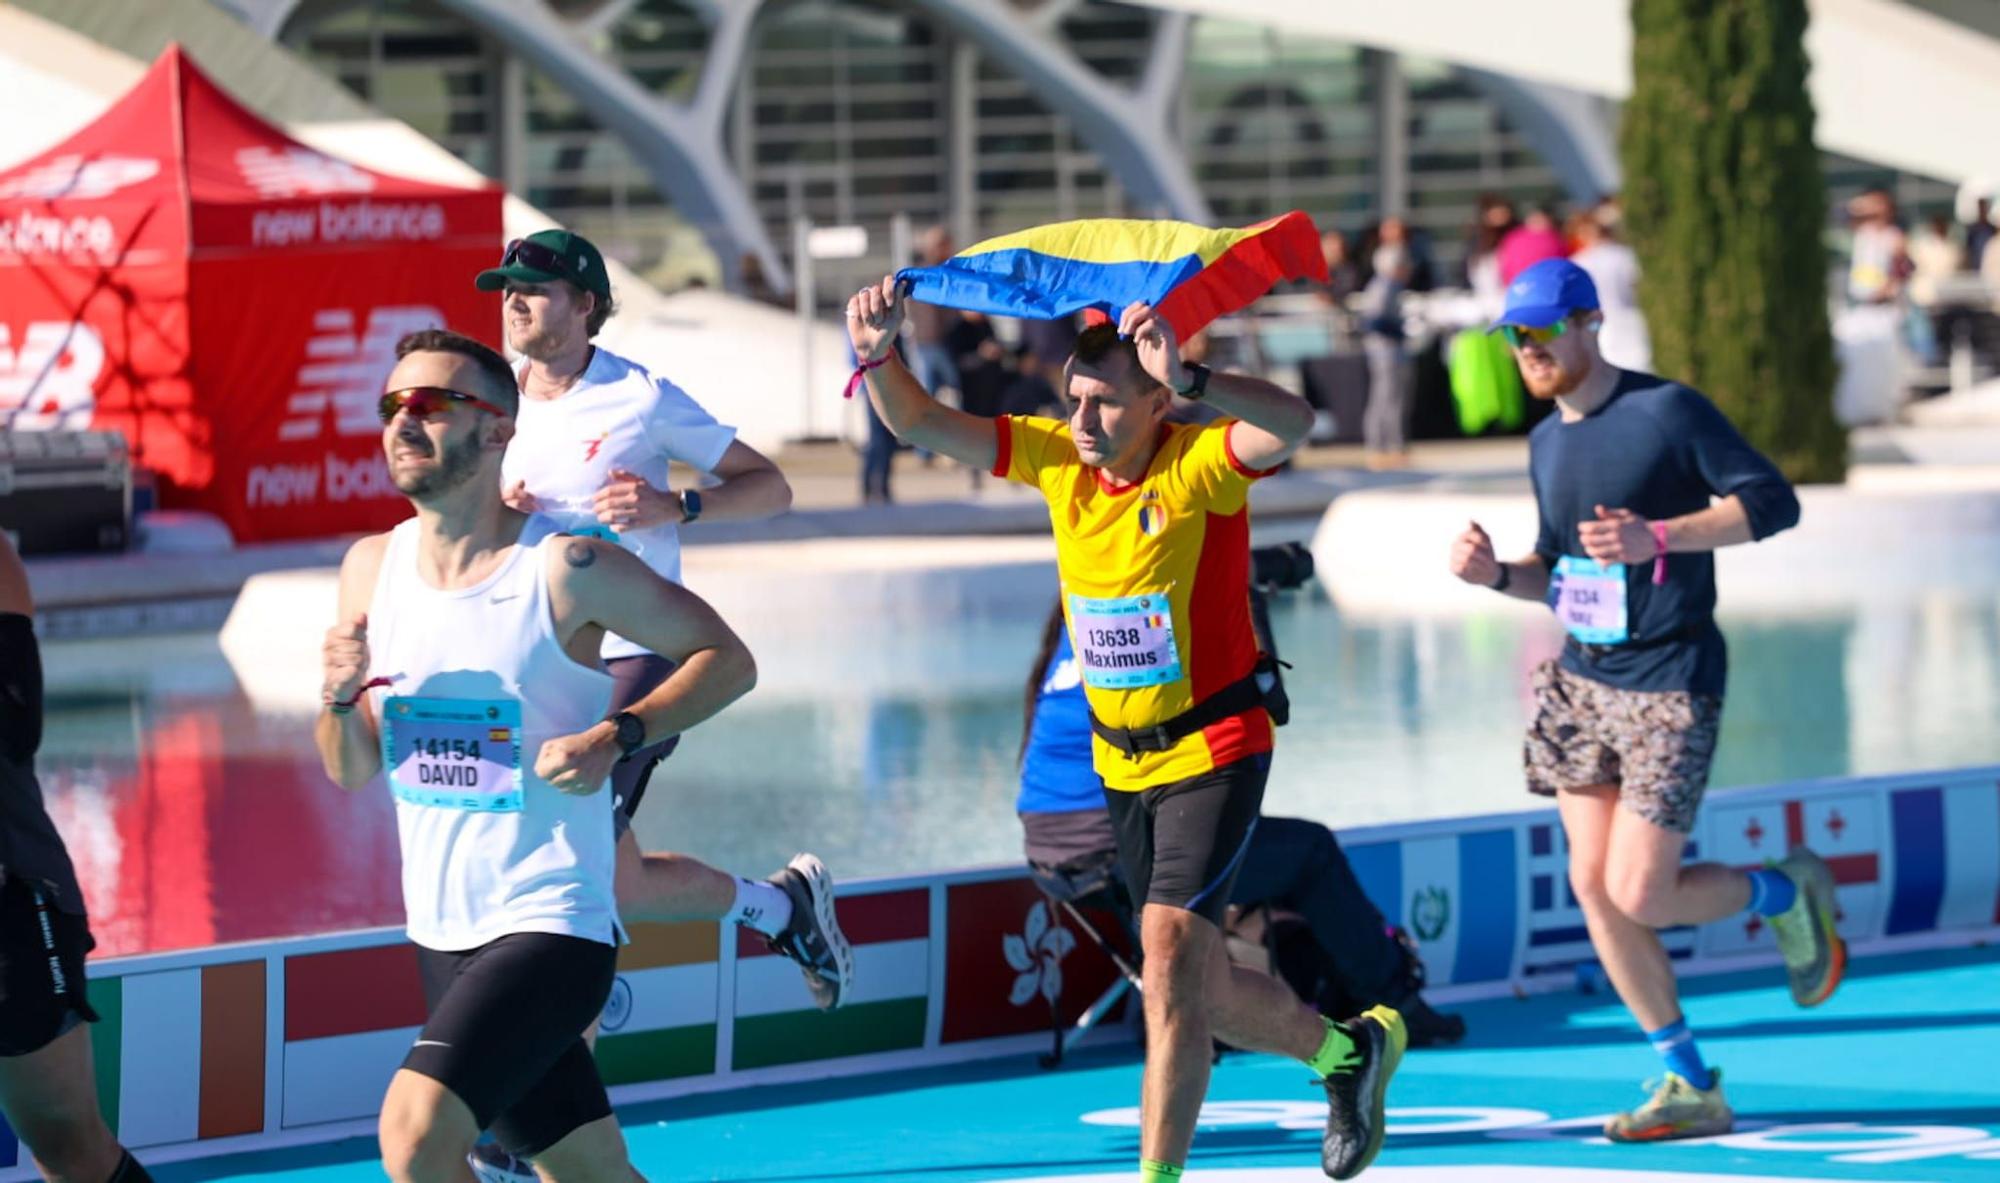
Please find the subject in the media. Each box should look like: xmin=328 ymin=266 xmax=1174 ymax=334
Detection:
xmin=788 ymin=853 xmax=855 ymax=1010
xmin=1782 ymin=847 xmax=1847 ymax=1008
xmin=1327 ymin=1004 xmax=1407 ymax=1180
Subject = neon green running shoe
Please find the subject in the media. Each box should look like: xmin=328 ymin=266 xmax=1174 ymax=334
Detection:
xmin=1604 ymin=1070 xmax=1734 ymax=1142
xmin=1766 ymin=846 xmax=1846 ymax=1007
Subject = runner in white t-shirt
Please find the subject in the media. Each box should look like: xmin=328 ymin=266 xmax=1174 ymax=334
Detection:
xmin=314 ymin=328 xmax=777 ymax=1180
xmin=469 ymin=236 xmax=849 ymax=1182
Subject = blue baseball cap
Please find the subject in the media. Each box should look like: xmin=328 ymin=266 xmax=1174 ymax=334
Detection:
xmin=1489 ymin=257 xmax=1599 ymax=331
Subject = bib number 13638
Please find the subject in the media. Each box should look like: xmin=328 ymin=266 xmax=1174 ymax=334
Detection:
xmin=1068 ymin=591 xmax=1182 ymax=690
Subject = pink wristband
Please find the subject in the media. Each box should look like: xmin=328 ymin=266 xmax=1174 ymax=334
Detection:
xmin=1650 ymin=521 xmax=1669 ymax=585
xmin=842 ymin=354 xmax=890 ymax=399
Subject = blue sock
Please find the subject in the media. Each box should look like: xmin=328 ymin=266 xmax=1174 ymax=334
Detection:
xmin=1645 ymin=1018 xmax=1714 ymax=1090
xmin=1744 ymin=866 xmax=1798 ymax=917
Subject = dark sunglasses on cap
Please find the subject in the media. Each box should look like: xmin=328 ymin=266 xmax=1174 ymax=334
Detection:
xmin=500 ymin=237 xmax=582 ymax=281
xmin=378 ymin=386 xmax=509 ymax=425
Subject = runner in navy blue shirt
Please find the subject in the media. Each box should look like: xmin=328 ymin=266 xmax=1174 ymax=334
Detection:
xmin=1447 ymin=258 xmax=1843 ymax=1143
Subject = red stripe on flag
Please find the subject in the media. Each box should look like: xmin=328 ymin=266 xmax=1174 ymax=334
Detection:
xmin=739 ymin=888 xmax=927 ymax=958
xmin=198 ymin=961 xmax=266 ymax=1139
xmin=285 ymin=944 xmax=427 ymax=1042
xmin=1154 ymin=211 xmax=1326 ymax=340
xmin=1733 ymin=854 xmax=1877 ymax=885
xmin=1784 ymin=800 xmax=1805 ymax=849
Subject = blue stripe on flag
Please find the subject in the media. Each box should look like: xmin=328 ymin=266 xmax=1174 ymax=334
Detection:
xmin=0 ymin=1109 xmax=16 ymax=1169
xmin=1887 ymin=787 xmax=1946 ymax=935
xmin=1455 ymin=829 xmax=1516 ymax=981
xmin=902 ymin=250 xmax=1208 ymax=321
xmin=1345 ymin=841 xmax=1402 ymax=927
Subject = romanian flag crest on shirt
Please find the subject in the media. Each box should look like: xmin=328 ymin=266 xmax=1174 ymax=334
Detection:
xmin=896 ymin=211 xmax=1327 ymax=338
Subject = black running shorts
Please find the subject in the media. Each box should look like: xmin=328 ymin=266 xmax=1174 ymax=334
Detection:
xmin=606 ymin=654 xmax=681 ymax=838
xmin=0 ymin=875 xmax=99 ymax=1057
xmin=405 ymin=933 xmax=617 ymax=1158
xmin=1104 ymin=753 xmax=1269 ymax=927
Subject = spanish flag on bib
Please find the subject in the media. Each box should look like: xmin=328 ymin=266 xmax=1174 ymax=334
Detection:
xmin=897 ymin=212 xmax=1326 ymax=338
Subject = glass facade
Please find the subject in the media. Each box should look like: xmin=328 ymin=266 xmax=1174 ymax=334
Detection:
xmin=280 ymin=0 xmax=1957 ymax=301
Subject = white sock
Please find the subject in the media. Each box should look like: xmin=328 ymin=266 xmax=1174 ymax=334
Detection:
xmin=727 ymin=877 xmax=793 ymax=937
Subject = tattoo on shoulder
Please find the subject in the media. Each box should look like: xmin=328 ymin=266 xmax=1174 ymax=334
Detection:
xmin=564 ymin=539 xmax=598 ymax=569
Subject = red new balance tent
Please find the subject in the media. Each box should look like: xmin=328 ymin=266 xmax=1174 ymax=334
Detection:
xmin=0 ymin=44 xmax=503 ymax=542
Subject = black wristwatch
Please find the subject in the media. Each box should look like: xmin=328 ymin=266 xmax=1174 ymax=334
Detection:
xmin=609 ymin=711 xmax=646 ymax=760
xmin=1173 ymin=362 xmax=1211 ymax=400
xmin=677 ymin=488 xmax=703 ymax=525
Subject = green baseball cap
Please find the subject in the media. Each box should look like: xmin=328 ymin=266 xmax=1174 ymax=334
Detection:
xmin=476 ymin=229 xmax=611 ymax=298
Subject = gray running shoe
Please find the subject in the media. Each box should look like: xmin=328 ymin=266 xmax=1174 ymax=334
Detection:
xmin=1767 ymin=846 xmax=1847 ymax=1007
xmin=766 ymin=853 xmax=855 ymax=1010
xmin=1604 ymin=1070 xmax=1734 ymax=1142
xmin=1320 ymin=1004 xmax=1407 ymax=1179
xmin=467 ymin=1141 xmax=536 ymax=1183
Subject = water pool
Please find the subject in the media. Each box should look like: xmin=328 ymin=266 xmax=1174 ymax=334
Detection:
xmin=36 ymin=580 xmax=2000 ymax=957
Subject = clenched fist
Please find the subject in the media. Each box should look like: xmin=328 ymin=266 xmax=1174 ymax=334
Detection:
xmin=845 ymin=276 xmax=907 ymax=364
xmin=1448 ymin=521 xmax=1501 ymax=588
xmin=322 ymin=613 xmax=371 ymax=710
xmin=534 ymin=727 xmax=618 ymax=795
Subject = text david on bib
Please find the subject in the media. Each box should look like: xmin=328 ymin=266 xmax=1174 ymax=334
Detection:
xmin=383 ymin=696 xmax=526 ymax=812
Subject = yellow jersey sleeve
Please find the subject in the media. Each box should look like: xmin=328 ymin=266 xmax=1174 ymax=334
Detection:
xmin=994 ymin=414 xmax=1078 ymax=496
xmin=1172 ymin=419 xmax=1275 ymax=514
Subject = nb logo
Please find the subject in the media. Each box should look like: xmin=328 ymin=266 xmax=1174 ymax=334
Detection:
xmin=0 ymin=155 xmax=159 ymax=201
xmin=0 ymin=321 xmax=104 ymax=430
xmin=280 ymin=306 xmax=444 ymax=441
xmin=236 ymin=147 xmax=375 ymax=199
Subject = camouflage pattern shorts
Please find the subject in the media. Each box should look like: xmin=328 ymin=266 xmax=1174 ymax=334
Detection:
xmin=1523 ymin=659 xmax=1722 ymax=834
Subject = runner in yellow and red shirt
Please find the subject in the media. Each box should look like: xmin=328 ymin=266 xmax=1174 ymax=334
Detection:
xmin=845 ymin=276 xmax=1406 ymax=1183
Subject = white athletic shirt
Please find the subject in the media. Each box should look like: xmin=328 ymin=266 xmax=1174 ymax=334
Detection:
xmin=366 ymin=516 xmax=621 ymax=951
xmin=500 ymin=348 xmax=736 ymax=660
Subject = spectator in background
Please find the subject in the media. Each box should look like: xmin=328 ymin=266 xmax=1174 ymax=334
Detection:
xmin=1845 ymin=189 xmax=1909 ymax=306
xmin=1568 ymin=210 xmax=1653 ymax=372
xmin=1360 ymin=219 xmax=1414 ymax=470
xmin=1464 ymin=194 xmax=1519 ymax=322
xmin=1963 ymin=196 xmax=1994 ymax=274
xmin=1317 ymin=228 xmax=1363 ymax=306
xmin=906 ymin=226 xmax=961 ymax=399
xmin=1907 ymin=213 xmax=1962 ymax=367
xmin=1497 ymin=204 xmax=1567 ymax=286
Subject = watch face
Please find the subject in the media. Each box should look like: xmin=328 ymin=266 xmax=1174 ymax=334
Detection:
xmin=616 ymin=713 xmax=645 ymax=751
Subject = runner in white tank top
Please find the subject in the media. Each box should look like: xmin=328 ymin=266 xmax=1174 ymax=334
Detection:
xmin=476 ymin=240 xmax=851 ymax=1117
xmin=313 ymin=329 xmax=775 ymax=1183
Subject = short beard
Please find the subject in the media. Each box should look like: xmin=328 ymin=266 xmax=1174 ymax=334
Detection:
xmin=1522 ymin=360 xmax=1588 ymax=400
xmin=393 ymin=432 xmax=486 ymax=499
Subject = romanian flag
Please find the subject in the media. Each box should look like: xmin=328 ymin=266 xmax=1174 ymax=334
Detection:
xmin=897 ymin=211 xmax=1327 ymax=339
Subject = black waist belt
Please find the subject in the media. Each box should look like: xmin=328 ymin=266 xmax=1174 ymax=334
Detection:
xmin=1089 ymin=671 xmax=1265 ymax=759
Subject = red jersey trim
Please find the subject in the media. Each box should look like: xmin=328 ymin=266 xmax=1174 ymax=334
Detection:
xmin=1223 ymin=423 xmax=1282 ymax=480
xmin=991 ymin=415 xmax=1013 ymax=478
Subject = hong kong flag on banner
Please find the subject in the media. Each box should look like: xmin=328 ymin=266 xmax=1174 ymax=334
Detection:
xmin=940 ymin=875 xmax=1133 ymax=1045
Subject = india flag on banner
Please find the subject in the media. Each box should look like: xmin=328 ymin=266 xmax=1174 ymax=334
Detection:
xmin=62 ymin=962 xmax=267 ymax=1149
xmin=1344 ymin=829 xmax=1518 ymax=987
xmin=281 ymin=944 xmax=427 ymax=1128
xmin=732 ymin=888 xmax=929 ymax=1070
xmin=594 ymin=921 xmax=721 ymax=1086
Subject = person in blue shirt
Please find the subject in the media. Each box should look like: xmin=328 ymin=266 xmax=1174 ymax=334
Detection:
xmin=1447 ymin=258 xmax=1840 ymax=1143
xmin=1017 ymin=600 xmax=1466 ymax=1049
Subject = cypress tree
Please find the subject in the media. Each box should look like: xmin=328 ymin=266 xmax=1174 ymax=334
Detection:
xmin=1621 ymin=0 xmax=1845 ymax=483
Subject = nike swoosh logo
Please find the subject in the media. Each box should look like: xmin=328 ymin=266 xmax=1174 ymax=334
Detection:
xmin=413 ymin=1039 xmax=451 ymax=1049
xmin=490 ymin=593 xmax=520 ymax=604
